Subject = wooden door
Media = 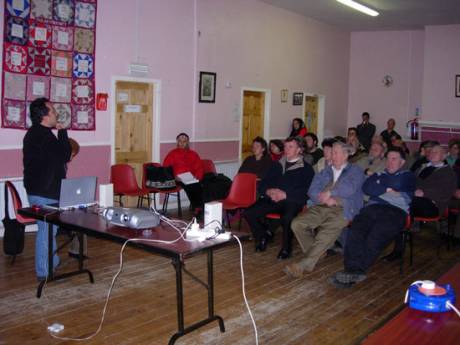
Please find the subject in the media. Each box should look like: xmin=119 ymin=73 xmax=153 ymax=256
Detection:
xmin=242 ymin=91 xmax=265 ymax=160
xmin=305 ymin=96 xmax=318 ymax=134
xmin=115 ymin=81 xmax=154 ymax=206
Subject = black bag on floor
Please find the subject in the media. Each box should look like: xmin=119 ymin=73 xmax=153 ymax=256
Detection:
xmin=145 ymin=165 xmax=176 ymax=190
xmin=201 ymin=172 xmax=232 ymax=203
xmin=2 ymin=183 xmax=25 ymax=256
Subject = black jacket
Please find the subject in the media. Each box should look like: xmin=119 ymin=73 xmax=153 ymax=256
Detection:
xmin=258 ymin=156 xmax=314 ymax=205
xmin=23 ymin=125 xmax=72 ymax=199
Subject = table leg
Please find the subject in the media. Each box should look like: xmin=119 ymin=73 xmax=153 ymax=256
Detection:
xmin=208 ymin=250 xmax=225 ymax=331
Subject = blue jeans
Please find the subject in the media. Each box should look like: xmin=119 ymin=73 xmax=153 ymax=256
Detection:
xmin=28 ymin=195 xmax=60 ymax=278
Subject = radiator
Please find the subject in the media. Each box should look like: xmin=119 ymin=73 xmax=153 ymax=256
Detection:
xmin=0 ymin=177 xmax=38 ymax=236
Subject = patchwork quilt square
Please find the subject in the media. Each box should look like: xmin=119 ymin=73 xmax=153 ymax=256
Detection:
xmin=53 ymin=0 xmax=74 ymax=24
xmin=74 ymin=28 xmax=94 ymax=54
xmin=30 ymin=0 xmax=52 ymax=19
xmin=2 ymin=99 xmax=26 ymax=129
xmin=72 ymin=78 xmax=93 ymax=104
xmin=51 ymin=50 xmax=72 ymax=77
xmin=26 ymin=75 xmax=50 ymax=100
xmin=4 ymin=72 xmax=27 ymax=100
xmin=28 ymin=20 xmax=51 ymax=47
xmin=5 ymin=16 xmax=29 ymax=45
xmin=4 ymin=43 xmax=28 ymax=73
xmin=50 ymin=77 xmax=71 ymax=102
xmin=71 ymin=104 xmax=94 ymax=130
xmin=74 ymin=2 xmax=96 ymax=28
xmin=73 ymin=53 xmax=94 ymax=78
xmin=53 ymin=103 xmax=71 ymax=128
xmin=27 ymin=47 xmax=51 ymax=75
xmin=52 ymin=26 xmax=74 ymax=51
xmin=6 ymin=0 xmax=31 ymax=19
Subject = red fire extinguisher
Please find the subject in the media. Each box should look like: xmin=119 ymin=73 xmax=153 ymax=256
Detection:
xmin=407 ymin=118 xmax=419 ymax=140
xmin=96 ymin=93 xmax=108 ymax=111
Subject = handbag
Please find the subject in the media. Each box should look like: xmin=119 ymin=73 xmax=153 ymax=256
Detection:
xmin=2 ymin=183 xmax=25 ymax=256
xmin=145 ymin=165 xmax=177 ymax=190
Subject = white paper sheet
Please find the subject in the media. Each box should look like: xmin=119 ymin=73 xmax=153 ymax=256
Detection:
xmin=117 ymin=92 xmax=128 ymax=102
xmin=57 ymin=31 xmax=69 ymax=45
xmin=10 ymin=51 xmax=22 ymax=66
xmin=32 ymin=81 xmax=45 ymax=96
xmin=56 ymin=57 xmax=68 ymax=71
xmin=11 ymin=23 xmax=23 ymax=38
xmin=77 ymin=111 xmax=89 ymax=124
xmin=124 ymin=104 xmax=141 ymax=113
xmin=176 ymin=172 xmax=199 ymax=185
xmin=76 ymin=85 xmax=89 ymax=98
xmin=8 ymin=107 xmax=20 ymax=122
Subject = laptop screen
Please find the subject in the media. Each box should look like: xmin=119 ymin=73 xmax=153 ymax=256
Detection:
xmin=59 ymin=176 xmax=97 ymax=208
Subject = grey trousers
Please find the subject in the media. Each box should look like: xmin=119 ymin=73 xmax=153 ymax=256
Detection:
xmin=291 ymin=205 xmax=348 ymax=272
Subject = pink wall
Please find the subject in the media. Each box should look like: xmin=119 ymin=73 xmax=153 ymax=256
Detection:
xmin=347 ymin=30 xmax=425 ymax=138
xmin=422 ymin=25 xmax=460 ymax=123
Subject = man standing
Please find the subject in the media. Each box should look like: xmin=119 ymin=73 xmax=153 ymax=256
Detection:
xmin=330 ymin=148 xmax=416 ymax=287
xmin=357 ymin=112 xmax=376 ymax=152
xmin=244 ymin=137 xmax=314 ymax=259
xmin=284 ymin=142 xmax=365 ymax=277
xmin=380 ymin=118 xmax=399 ymax=148
xmin=23 ymin=98 xmax=72 ymax=280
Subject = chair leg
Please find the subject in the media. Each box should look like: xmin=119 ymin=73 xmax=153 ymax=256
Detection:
xmin=400 ymin=232 xmax=406 ymax=275
xmin=177 ymin=191 xmax=182 ymax=218
xmin=409 ymin=232 xmax=413 ymax=266
xmin=162 ymin=193 xmax=170 ymax=214
xmin=226 ymin=210 xmax=231 ymax=229
xmin=238 ymin=209 xmax=242 ymax=231
xmin=119 ymin=195 xmax=124 ymax=207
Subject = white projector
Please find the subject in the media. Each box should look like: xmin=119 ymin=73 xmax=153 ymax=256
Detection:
xmin=103 ymin=207 xmax=160 ymax=229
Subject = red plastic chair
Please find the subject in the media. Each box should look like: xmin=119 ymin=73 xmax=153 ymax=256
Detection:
xmin=142 ymin=163 xmax=183 ymax=217
xmin=202 ymin=159 xmax=217 ymax=175
xmin=222 ymin=173 xmax=257 ymax=229
xmin=110 ymin=164 xmax=149 ymax=207
xmin=5 ymin=181 xmax=36 ymax=225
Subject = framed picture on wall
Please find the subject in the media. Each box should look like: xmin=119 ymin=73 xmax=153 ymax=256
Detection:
xmin=281 ymin=89 xmax=288 ymax=103
xmin=456 ymin=75 xmax=460 ymax=97
xmin=199 ymin=72 xmax=216 ymax=103
xmin=293 ymin=92 xmax=303 ymax=106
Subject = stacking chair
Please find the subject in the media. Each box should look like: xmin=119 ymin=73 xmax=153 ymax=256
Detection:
xmin=222 ymin=173 xmax=257 ymax=229
xmin=201 ymin=159 xmax=217 ymax=175
xmin=4 ymin=181 xmax=35 ymax=264
xmin=142 ymin=163 xmax=182 ymax=217
xmin=110 ymin=164 xmax=149 ymax=207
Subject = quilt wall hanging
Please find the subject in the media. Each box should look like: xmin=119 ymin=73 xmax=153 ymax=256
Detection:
xmin=2 ymin=0 xmax=97 ymax=130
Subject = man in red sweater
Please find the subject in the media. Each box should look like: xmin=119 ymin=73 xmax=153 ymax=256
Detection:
xmin=164 ymin=133 xmax=204 ymax=217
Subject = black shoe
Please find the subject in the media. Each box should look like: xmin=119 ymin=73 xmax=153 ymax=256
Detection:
xmin=255 ymin=238 xmax=267 ymax=252
xmin=382 ymin=251 xmax=402 ymax=262
xmin=265 ymin=230 xmax=274 ymax=243
xmin=277 ymin=249 xmax=291 ymax=260
xmin=68 ymin=252 xmax=88 ymax=260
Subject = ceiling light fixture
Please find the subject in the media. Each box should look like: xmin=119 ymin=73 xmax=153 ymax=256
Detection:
xmin=336 ymin=0 xmax=379 ymax=17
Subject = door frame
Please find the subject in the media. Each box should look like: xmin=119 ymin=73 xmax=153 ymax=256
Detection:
xmin=239 ymin=87 xmax=271 ymax=162
xmin=302 ymin=92 xmax=325 ymax=143
xmin=110 ymin=76 xmax=162 ymax=165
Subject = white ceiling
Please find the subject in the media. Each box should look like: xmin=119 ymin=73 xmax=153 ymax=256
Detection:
xmin=260 ymin=0 xmax=460 ymax=31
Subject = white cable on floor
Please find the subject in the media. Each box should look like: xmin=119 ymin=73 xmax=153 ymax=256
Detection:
xmin=447 ymin=301 xmax=460 ymax=318
xmin=233 ymin=235 xmax=259 ymax=345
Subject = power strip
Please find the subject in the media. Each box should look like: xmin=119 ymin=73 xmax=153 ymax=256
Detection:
xmin=186 ymin=228 xmax=231 ymax=241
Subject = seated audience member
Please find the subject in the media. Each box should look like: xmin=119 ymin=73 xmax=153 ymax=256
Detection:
xmin=389 ymin=134 xmax=410 ymax=156
xmin=164 ymin=133 xmax=204 ymax=217
xmin=380 ymin=118 xmax=399 ymax=148
xmin=356 ymin=142 xmax=386 ymax=176
xmin=411 ymin=144 xmax=456 ymax=218
xmin=334 ymin=135 xmax=346 ymax=143
xmin=347 ymin=127 xmax=366 ymax=162
xmin=357 ymin=112 xmax=376 ymax=152
xmin=410 ymin=140 xmax=439 ymax=172
xmin=315 ymin=138 xmax=336 ymax=173
xmin=447 ymin=139 xmax=460 ymax=166
xmin=289 ymin=117 xmax=307 ymax=137
xmin=304 ymin=133 xmax=324 ymax=165
xmin=448 ymin=158 xmax=460 ymax=238
xmin=329 ymin=147 xmax=416 ymax=287
xmin=284 ymin=142 xmax=365 ymax=277
xmin=244 ymin=137 xmax=314 ymax=259
xmin=269 ymin=139 xmax=284 ymax=161
xmin=238 ymin=136 xmax=273 ymax=179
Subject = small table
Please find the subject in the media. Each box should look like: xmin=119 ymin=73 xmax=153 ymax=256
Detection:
xmin=19 ymin=207 xmax=248 ymax=345
xmin=362 ymin=262 xmax=460 ymax=345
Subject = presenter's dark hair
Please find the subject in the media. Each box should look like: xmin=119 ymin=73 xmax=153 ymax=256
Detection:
xmin=29 ymin=98 xmax=50 ymax=126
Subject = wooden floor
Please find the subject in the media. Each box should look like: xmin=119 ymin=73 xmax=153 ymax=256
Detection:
xmin=0 ymin=218 xmax=458 ymax=345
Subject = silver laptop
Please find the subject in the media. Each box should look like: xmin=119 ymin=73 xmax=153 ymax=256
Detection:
xmin=44 ymin=176 xmax=97 ymax=210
